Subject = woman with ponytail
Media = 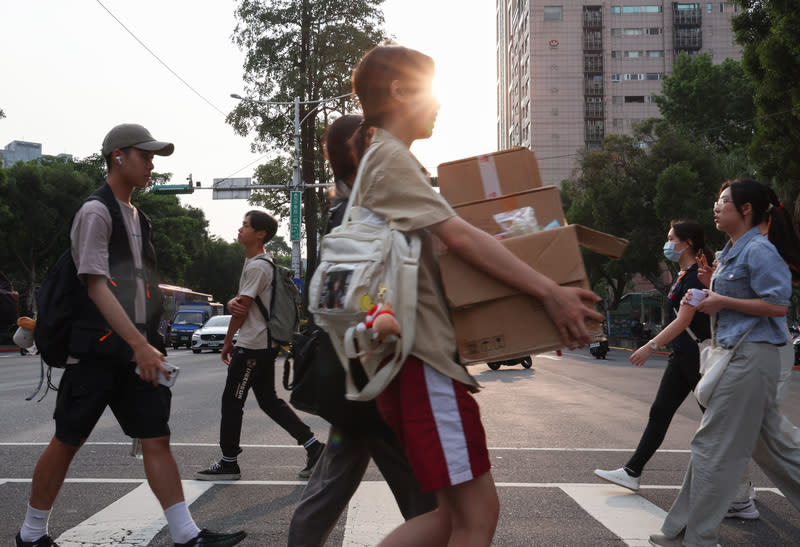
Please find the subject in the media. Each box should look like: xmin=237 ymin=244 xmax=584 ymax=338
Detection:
xmin=650 ymin=178 xmax=800 ymax=547
xmin=595 ymin=220 xmax=711 ymax=492
xmin=348 ymin=42 xmax=603 ymax=546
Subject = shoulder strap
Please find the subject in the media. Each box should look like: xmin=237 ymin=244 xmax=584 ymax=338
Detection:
xmin=342 ymin=143 xmax=383 ymax=224
xmin=253 ymin=256 xmax=276 ymax=346
xmin=673 ymin=306 xmax=700 ymax=344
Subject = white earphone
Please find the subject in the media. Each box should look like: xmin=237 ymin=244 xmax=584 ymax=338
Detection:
xmin=116 ymin=156 xmax=122 ymax=165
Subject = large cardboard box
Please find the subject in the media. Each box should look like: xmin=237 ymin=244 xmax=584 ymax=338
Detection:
xmin=453 ymin=186 xmax=565 ymax=237
xmin=439 ymin=225 xmax=627 ymax=363
xmin=437 ymin=147 xmax=542 ymax=206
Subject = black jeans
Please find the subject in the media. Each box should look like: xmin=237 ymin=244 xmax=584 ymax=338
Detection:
xmin=625 ymin=350 xmax=702 ymax=475
xmin=220 ymin=346 xmax=313 ymax=458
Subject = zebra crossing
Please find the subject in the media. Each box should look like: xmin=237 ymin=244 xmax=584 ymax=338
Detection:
xmin=1 ymin=476 xmax=791 ymax=546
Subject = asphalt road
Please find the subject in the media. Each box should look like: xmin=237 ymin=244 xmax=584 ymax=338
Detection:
xmin=1 ymin=346 xmax=799 ymax=546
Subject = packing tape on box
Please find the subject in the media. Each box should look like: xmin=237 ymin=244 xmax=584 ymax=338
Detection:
xmin=477 ymin=154 xmax=502 ymax=199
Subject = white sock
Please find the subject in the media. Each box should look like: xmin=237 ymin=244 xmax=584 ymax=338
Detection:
xmin=20 ymin=504 xmax=50 ymax=542
xmin=164 ymin=501 xmax=201 ymax=544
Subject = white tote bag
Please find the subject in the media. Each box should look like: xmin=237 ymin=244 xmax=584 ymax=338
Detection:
xmin=694 ymin=321 xmax=753 ymax=407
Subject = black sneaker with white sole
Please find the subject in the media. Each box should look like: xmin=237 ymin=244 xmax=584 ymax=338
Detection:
xmin=298 ymin=441 xmax=325 ymax=479
xmin=174 ymin=529 xmax=246 ymax=546
xmin=14 ymin=533 xmax=58 ymax=547
xmin=194 ymin=460 xmax=241 ymax=481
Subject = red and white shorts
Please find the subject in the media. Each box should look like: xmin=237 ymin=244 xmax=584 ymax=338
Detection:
xmin=376 ymin=356 xmax=490 ymax=492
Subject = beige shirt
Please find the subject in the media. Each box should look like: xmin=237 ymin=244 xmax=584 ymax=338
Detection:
xmin=70 ymin=198 xmax=146 ymax=324
xmin=353 ymin=128 xmax=479 ymax=390
xmin=235 ymin=252 xmax=275 ymax=349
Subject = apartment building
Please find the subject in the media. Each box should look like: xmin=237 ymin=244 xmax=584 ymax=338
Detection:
xmin=497 ymin=1 xmax=741 ymax=186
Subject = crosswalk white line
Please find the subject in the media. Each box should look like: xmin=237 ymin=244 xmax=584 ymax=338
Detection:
xmin=343 ymin=481 xmax=404 ymax=546
xmin=560 ymin=484 xmax=666 ymax=547
xmin=55 ymin=480 xmax=211 ymax=547
xmin=0 ymin=441 xmax=693 ymax=453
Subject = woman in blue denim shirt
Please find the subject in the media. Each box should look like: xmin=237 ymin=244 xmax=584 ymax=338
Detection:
xmin=650 ymin=179 xmax=800 ymax=547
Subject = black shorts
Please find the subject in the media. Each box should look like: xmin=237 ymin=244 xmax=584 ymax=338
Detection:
xmin=54 ymin=359 xmax=172 ymax=446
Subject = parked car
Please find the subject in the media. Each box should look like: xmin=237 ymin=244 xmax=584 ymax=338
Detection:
xmin=191 ymin=315 xmax=237 ymax=354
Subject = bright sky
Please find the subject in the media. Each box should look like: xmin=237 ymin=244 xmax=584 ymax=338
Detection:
xmin=0 ymin=0 xmax=496 ymax=243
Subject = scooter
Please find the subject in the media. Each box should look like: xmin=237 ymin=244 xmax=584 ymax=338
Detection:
xmin=487 ymin=355 xmax=533 ymax=370
xmin=589 ymin=338 xmax=609 ymax=359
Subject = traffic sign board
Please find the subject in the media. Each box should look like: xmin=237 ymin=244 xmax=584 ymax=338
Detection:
xmin=290 ymin=190 xmax=301 ymax=241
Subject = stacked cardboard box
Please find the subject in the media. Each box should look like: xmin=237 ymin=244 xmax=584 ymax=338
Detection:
xmin=437 ymin=148 xmax=628 ymax=364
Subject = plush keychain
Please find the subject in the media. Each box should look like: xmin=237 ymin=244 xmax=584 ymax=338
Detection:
xmin=355 ymin=302 xmax=401 ymax=341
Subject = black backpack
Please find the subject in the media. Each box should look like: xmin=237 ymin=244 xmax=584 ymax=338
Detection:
xmin=34 ymin=249 xmax=84 ymax=368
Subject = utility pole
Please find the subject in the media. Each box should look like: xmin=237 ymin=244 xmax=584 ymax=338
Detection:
xmin=230 ymin=92 xmax=352 ymax=277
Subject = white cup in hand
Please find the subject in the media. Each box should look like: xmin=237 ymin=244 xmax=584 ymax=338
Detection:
xmin=687 ymin=289 xmax=707 ymax=307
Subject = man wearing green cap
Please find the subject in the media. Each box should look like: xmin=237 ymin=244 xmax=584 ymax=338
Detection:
xmin=14 ymin=124 xmax=246 ymax=547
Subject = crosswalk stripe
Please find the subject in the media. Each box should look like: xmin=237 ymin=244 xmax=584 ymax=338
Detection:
xmin=55 ymin=480 xmax=211 ymax=547
xmin=343 ymin=481 xmax=404 ymax=546
xmin=560 ymin=484 xmax=666 ymax=547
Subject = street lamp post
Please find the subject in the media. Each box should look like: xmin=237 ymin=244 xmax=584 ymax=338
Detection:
xmin=230 ymin=92 xmax=352 ymax=276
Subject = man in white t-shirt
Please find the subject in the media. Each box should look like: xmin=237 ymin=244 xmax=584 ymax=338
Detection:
xmin=14 ymin=124 xmax=246 ymax=547
xmin=195 ymin=210 xmax=324 ymax=482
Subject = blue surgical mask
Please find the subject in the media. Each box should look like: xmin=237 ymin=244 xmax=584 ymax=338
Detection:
xmin=663 ymin=241 xmax=682 ymax=262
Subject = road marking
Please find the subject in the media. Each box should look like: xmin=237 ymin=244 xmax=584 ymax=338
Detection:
xmin=54 ymin=480 xmax=210 ymax=547
xmin=0 ymin=442 xmax=692 ymax=453
xmin=560 ymin=484 xmax=665 ymax=547
xmin=343 ymin=481 xmax=404 ymax=546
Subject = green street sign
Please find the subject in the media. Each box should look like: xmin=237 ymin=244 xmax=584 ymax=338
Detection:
xmin=151 ymin=184 xmax=194 ymax=195
xmin=290 ymin=190 xmax=301 ymax=241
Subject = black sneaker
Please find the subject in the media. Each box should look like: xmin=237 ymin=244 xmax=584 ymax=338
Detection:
xmin=14 ymin=533 xmax=58 ymax=547
xmin=174 ymin=529 xmax=246 ymax=546
xmin=194 ymin=460 xmax=241 ymax=481
xmin=298 ymin=441 xmax=325 ymax=479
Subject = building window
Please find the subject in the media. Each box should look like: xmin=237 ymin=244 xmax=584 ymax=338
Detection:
xmin=647 ymin=50 xmax=664 ymax=57
xmin=646 ymin=72 xmax=664 ymax=80
xmin=611 ymin=73 xmax=621 ymax=82
xmin=613 ymin=118 xmax=624 ymax=129
xmin=625 ymin=95 xmax=645 ymax=103
xmin=646 ymin=27 xmax=663 ymax=35
xmin=611 ymin=50 xmax=621 ymax=58
xmin=646 ymin=95 xmax=658 ymax=103
xmin=625 ymin=50 xmax=643 ymax=58
xmin=544 ymin=6 xmax=563 ymax=20
xmin=612 ymin=95 xmax=624 ymax=104
xmin=611 ymin=6 xmax=621 ymax=14
xmin=707 ymin=3 xmax=713 ymax=13
xmin=622 ymin=5 xmax=662 ymax=14
xmin=624 ymin=28 xmax=644 ymax=36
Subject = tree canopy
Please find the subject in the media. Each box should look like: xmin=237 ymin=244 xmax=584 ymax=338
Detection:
xmin=227 ymin=0 xmax=386 ymax=285
xmin=732 ymin=0 xmax=800 ymax=204
xmin=655 ymin=52 xmax=754 ymax=154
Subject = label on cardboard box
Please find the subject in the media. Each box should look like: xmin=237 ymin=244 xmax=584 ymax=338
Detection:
xmin=477 ymin=154 xmax=502 ymax=199
xmin=437 ymin=147 xmax=543 ymax=206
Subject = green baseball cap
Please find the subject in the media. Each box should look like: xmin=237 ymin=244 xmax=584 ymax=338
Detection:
xmin=102 ymin=123 xmax=174 ymax=156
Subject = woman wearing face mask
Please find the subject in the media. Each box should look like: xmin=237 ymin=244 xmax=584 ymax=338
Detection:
xmin=595 ymin=220 xmax=711 ymax=492
xmin=649 ymin=178 xmax=800 ymax=547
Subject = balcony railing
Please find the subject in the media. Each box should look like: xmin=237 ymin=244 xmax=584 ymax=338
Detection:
xmin=583 ymin=12 xmax=602 ymax=28
xmin=584 ymin=55 xmax=603 ymax=73
xmin=674 ymin=30 xmax=702 ymax=49
xmin=673 ymin=10 xmax=701 ymax=26
xmin=584 ymin=102 xmax=604 ymax=118
xmin=584 ymin=82 xmax=604 ymax=96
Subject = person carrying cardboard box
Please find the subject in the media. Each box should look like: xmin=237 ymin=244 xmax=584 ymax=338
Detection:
xmin=346 ymin=41 xmax=603 ymax=547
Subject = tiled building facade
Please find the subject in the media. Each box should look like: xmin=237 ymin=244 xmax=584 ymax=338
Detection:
xmin=497 ymin=1 xmax=742 ymax=186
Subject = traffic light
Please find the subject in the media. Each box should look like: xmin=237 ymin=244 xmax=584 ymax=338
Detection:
xmin=151 ymin=184 xmax=194 ymax=195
